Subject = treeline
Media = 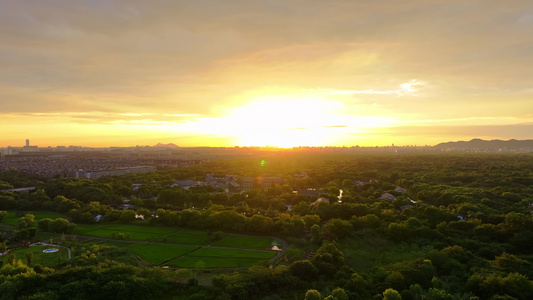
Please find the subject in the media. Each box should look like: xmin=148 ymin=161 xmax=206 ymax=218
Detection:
xmin=0 ymin=254 xmax=198 ymax=299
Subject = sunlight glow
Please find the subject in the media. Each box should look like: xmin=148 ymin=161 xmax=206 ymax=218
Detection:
xmin=227 ymin=97 xmax=338 ymax=147
xmin=179 ymin=95 xmax=397 ymax=147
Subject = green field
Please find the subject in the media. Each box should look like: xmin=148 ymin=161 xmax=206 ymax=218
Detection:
xmin=150 ymin=233 xmax=208 ymax=245
xmin=189 ymin=247 xmax=276 ymax=259
xmin=175 ymin=229 xmax=207 ymax=236
xmin=2 ymin=211 xmax=67 ymax=227
xmin=7 ymin=245 xmax=69 ymax=267
xmin=99 ymin=240 xmax=136 ymax=247
xmin=34 ymin=232 xmax=62 ymax=242
xmin=95 ymin=225 xmax=177 ymax=235
xmin=212 ymin=235 xmax=277 ymax=249
xmin=167 ymin=256 xmax=269 ymax=268
xmin=127 ymin=243 xmax=199 ymax=265
xmin=75 ymin=224 xmax=179 ymax=241
xmin=43 ymin=223 xmax=283 ymax=269
xmin=73 ymin=224 xmax=110 ymax=234
xmin=74 ymin=225 xmax=213 ymax=245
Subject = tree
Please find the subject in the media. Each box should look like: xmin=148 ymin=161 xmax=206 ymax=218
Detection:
xmin=425 ymin=288 xmax=453 ymax=300
xmin=387 ymin=222 xmax=411 ymax=242
xmin=290 ymin=260 xmax=319 ymax=281
xmin=383 ymin=288 xmax=402 ymax=300
xmin=313 ymin=243 xmax=345 ymax=277
xmin=303 ymin=214 xmax=322 ymax=228
xmin=18 ymin=214 xmax=35 ymax=229
xmin=490 ymin=253 xmax=532 ymax=277
xmin=330 ymin=287 xmax=348 ymax=300
xmin=38 ymin=218 xmax=52 ymax=231
xmin=0 ymin=211 xmax=7 ymax=223
xmin=311 ymin=224 xmax=322 ymax=243
xmin=501 ymin=212 xmax=530 ymax=233
xmin=305 ymin=289 xmax=321 ymax=300
xmin=119 ymin=210 xmax=136 ymax=223
xmin=47 ymin=218 xmax=70 ymax=233
xmin=26 ymin=251 xmax=34 ymax=266
xmin=344 ymin=273 xmax=370 ymax=299
xmin=327 ymin=219 xmax=353 ymax=240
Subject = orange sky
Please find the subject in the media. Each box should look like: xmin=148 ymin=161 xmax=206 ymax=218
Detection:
xmin=1 ymin=1 xmax=533 ymax=148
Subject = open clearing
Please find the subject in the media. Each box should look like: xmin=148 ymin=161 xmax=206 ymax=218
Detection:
xmin=127 ymin=243 xmax=199 ymax=265
xmin=212 ymin=235 xmax=275 ymax=249
xmin=167 ymin=256 xmax=270 ymax=268
xmin=1 ymin=220 xmax=285 ymax=269
xmin=124 ymin=243 xmax=276 ymax=267
xmin=189 ymin=247 xmax=275 ymax=259
xmin=150 ymin=233 xmax=207 ymax=245
xmin=68 ymin=224 xmax=283 ymax=268
xmin=164 ymin=247 xmax=277 ymax=268
xmin=9 ymin=245 xmax=69 ymax=268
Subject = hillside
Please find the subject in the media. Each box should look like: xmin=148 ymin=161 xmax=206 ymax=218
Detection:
xmin=434 ymin=138 xmax=533 ymax=151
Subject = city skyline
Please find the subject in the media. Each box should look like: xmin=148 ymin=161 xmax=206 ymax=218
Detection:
xmin=1 ymin=1 xmax=533 ymax=148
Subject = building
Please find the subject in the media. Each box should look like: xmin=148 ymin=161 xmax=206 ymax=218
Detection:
xmin=170 ymin=180 xmax=198 ymax=190
xmin=240 ymin=176 xmax=286 ymax=191
xmin=380 ymin=193 xmax=396 ymax=201
xmin=76 ymin=166 xmax=156 ymax=179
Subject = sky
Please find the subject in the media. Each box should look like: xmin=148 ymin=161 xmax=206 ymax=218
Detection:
xmin=1 ymin=0 xmax=533 ymax=148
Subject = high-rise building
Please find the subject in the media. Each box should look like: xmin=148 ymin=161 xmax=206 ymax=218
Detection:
xmin=25 ymin=139 xmax=29 ymax=147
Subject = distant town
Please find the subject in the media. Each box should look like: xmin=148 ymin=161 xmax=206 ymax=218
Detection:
xmin=1 ymin=139 xmax=533 ymax=179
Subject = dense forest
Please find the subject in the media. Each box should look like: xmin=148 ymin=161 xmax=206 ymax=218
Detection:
xmin=1 ymin=151 xmax=533 ymax=299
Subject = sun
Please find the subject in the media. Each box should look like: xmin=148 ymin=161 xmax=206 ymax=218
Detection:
xmin=179 ymin=94 xmax=397 ymax=147
xmin=222 ymin=97 xmax=343 ymax=147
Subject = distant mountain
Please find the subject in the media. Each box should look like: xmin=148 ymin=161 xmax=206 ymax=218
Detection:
xmin=153 ymin=143 xmax=180 ymax=148
xmin=434 ymin=139 xmax=533 ymax=151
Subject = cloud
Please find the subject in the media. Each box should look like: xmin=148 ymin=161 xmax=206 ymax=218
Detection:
xmin=2 ymin=111 xmax=200 ymax=126
xmin=1 ymin=1 xmax=533 ymax=146
xmin=327 ymin=80 xmax=425 ymax=96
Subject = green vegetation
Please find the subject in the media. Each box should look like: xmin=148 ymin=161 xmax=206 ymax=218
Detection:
xmin=150 ymin=233 xmax=207 ymax=245
xmin=1 ymin=152 xmax=533 ymax=299
xmin=188 ymin=247 xmax=276 ymax=260
xmin=127 ymin=243 xmax=199 ymax=265
xmin=9 ymin=245 xmax=69 ymax=267
xmin=168 ymin=256 xmax=268 ymax=268
xmin=212 ymin=235 xmax=277 ymax=249
xmin=1 ymin=210 xmax=66 ymax=226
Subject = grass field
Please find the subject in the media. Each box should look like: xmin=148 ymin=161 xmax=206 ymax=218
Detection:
xmin=175 ymin=229 xmax=207 ymax=236
xmin=8 ymin=245 xmax=69 ymax=267
xmin=2 ymin=211 xmax=67 ymax=227
xmin=189 ymin=247 xmax=276 ymax=259
xmin=120 ymin=242 xmax=276 ymax=267
xmin=99 ymin=240 xmax=136 ymax=247
xmin=49 ymin=223 xmax=282 ymax=269
xmin=74 ymin=225 xmax=213 ymax=246
xmin=150 ymin=233 xmax=208 ymax=245
xmin=126 ymin=243 xmax=199 ymax=265
xmin=75 ymin=224 xmax=179 ymax=241
xmin=75 ymin=224 xmax=115 ymax=234
xmin=167 ymin=256 xmax=270 ymax=268
xmin=94 ymin=225 xmax=177 ymax=235
xmin=34 ymin=232 xmax=62 ymax=242
xmin=212 ymin=235 xmax=276 ymax=249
